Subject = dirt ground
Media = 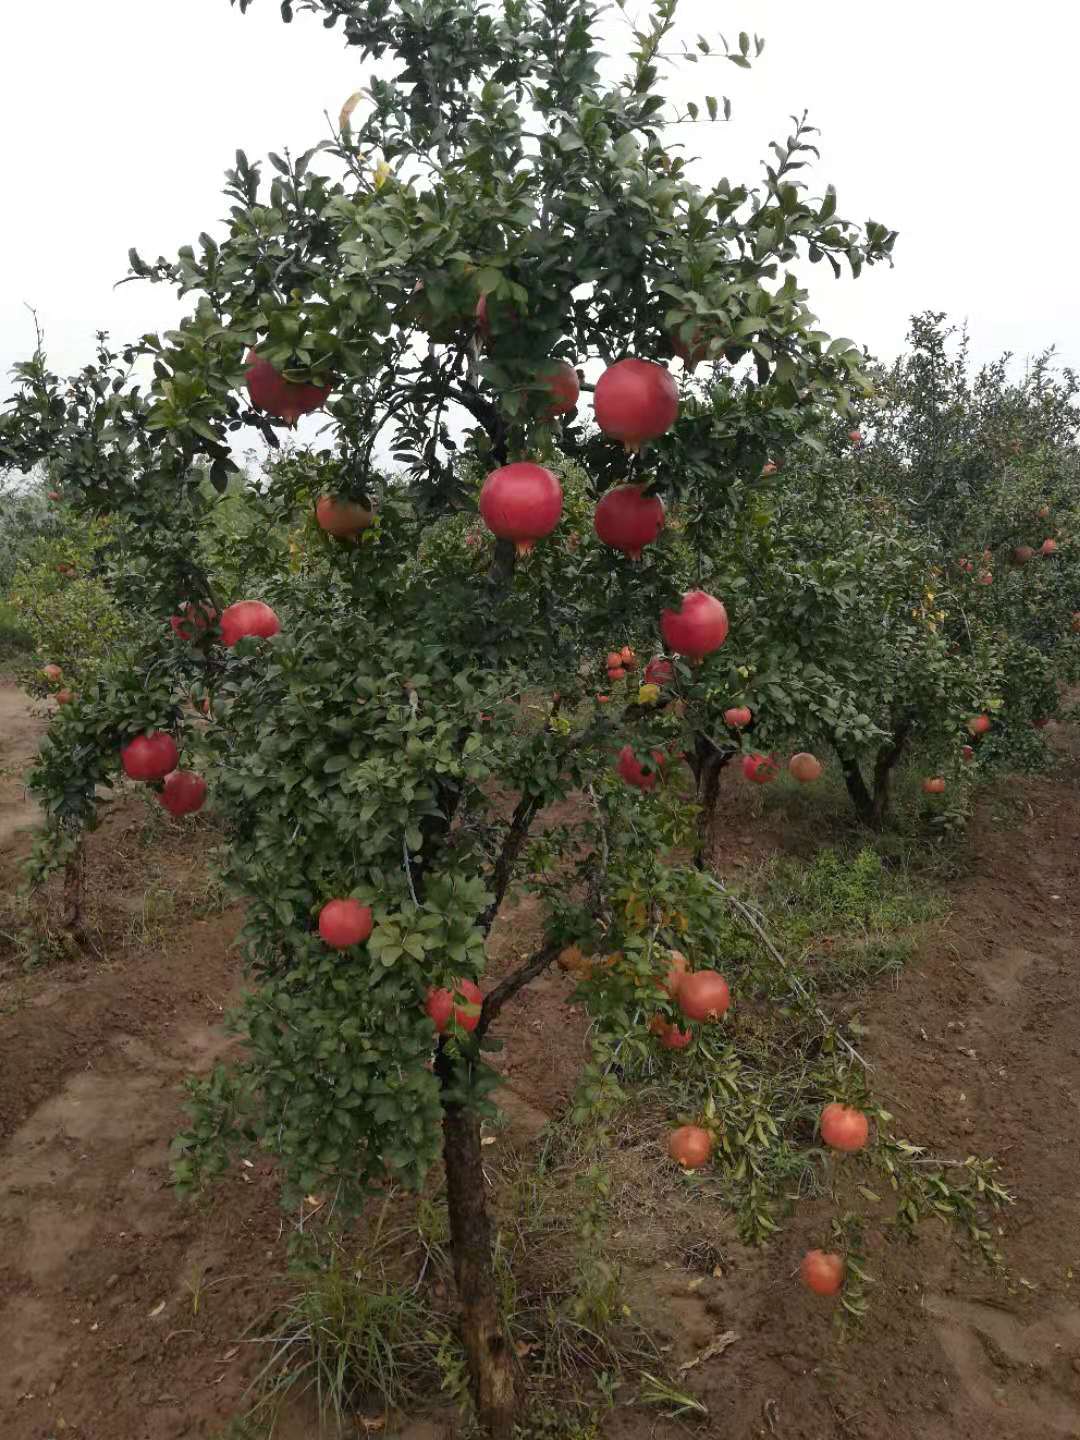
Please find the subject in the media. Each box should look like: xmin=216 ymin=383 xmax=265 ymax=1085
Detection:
xmin=1 ymin=677 xmax=1079 ymax=1439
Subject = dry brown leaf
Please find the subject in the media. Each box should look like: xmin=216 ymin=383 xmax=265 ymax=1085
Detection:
xmin=677 ymin=1329 xmax=738 ymax=1373
xmin=339 ymin=92 xmax=365 ymax=132
xmin=358 ymin=1417 xmax=386 ymax=1433
xmin=148 ymin=1300 xmax=166 ymax=1318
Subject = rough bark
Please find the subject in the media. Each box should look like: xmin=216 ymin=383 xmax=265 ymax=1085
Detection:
xmin=439 ymin=1083 xmax=517 ymax=1437
xmin=838 ymin=717 xmax=913 ymax=828
xmin=60 ymin=843 xmax=86 ymax=942
xmin=690 ymin=732 xmax=732 ymax=867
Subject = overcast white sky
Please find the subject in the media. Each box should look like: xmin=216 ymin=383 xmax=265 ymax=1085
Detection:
xmin=2 ymin=0 xmax=1078 ymax=391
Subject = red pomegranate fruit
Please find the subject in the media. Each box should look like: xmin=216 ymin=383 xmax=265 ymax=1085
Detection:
xmin=159 ymin=770 xmax=208 ymax=817
xmin=660 ymin=591 xmax=729 ymax=660
xmin=318 ymin=898 xmax=374 ymax=949
xmin=593 ymin=484 xmax=665 ymax=560
xmin=922 ymin=776 xmax=946 ymax=795
xmin=789 ymin=752 xmax=823 ymax=784
xmin=1041 ymin=538 xmax=1058 ymax=556
xmin=245 ymin=351 xmax=333 ymax=425
xmin=121 ymin=732 xmax=180 ymax=782
xmin=169 ymin=602 xmax=217 ymax=642
xmin=961 ymin=744 xmax=975 ymax=762
xmin=55 ymin=689 xmax=75 ymax=705
xmin=678 ymin=970 xmax=730 ymax=1022
xmin=426 ymin=979 xmax=484 ymax=1034
xmin=617 ymin=745 xmax=665 ymax=791
xmin=742 ymin=753 xmax=779 ymax=784
xmin=316 ymin=495 xmax=374 ymax=538
xmin=667 ymin=1125 xmax=714 ymax=1168
xmin=478 ymin=463 xmax=563 ymax=555
xmin=594 ymin=359 xmax=679 ymax=450
xmin=536 ymin=361 xmax=580 ymax=420
xmin=41 ymin=664 xmax=62 ymax=684
xmin=1012 ymin=545 xmax=1034 ymax=566
xmin=644 ymin=656 xmax=674 ymax=685
xmin=219 ymin=601 xmax=281 ymax=647
xmin=967 ymin=714 xmax=991 ymax=736
xmin=801 ymin=1250 xmax=844 ymax=1296
xmin=724 ymin=706 xmax=752 ymax=729
xmin=819 ymin=1103 xmax=870 ymax=1153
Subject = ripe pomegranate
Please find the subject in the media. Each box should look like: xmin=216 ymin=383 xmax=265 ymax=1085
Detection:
xmin=318 ymin=898 xmax=374 ymax=949
xmin=670 ymin=327 xmax=708 ymax=370
xmin=170 ymin=601 xmax=217 ymax=642
xmin=977 ymin=571 xmax=993 ymax=586
xmin=605 ymin=651 xmax=623 ymax=670
xmin=660 ymin=591 xmax=729 ymax=660
xmin=961 ymin=744 xmax=975 ymax=763
xmin=56 ymin=562 xmax=75 ymax=577
xmin=678 ymin=970 xmax=730 ymax=1022
xmin=55 ymin=689 xmax=75 ymax=706
xmin=1041 ymin=538 xmax=1058 ymax=556
xmin=644 ymin=656 xmax=674 ymax=685
xmin=922 ymin=777 xmax=946 ymax=795
xmin=475 ymin=293 xmax=522 ymax=342
xmin=219 ymin=601 xmax=281 ymax=647
xmin=316 ymin=495 xmax=374 ymax=538
xmin=121 ymin=732 xmax=180 ymax=782
xmin=742 ymin=753 xmax=779 ymax=784
xmin=607 ymin=665 xmax=627 ymax=681
xmin=596 ymin=693 xmax=611 ymax=704
xmin=478 ymin=462 xmax=563 ymax=555
xmin=47 ymin=489 xmax=61 ymax=502
xmin=801 ymin=1250 xmax=844 ymax=1296
xmin=660 ymin=949 xmax=689 ymax=997
xmin=967 ymin=714 xmax=991 ymax=736
xmin=654 ymin=1019 xmax=693 ymax=1050
xmin=594 ymin=359 xmax=679 ymax=450
xmin=620 ymin=646 xmax=637 ymax=669
xmin=245 ymin=351 xmax=332 ymax=424
xmin=593 ymin=484 xmax=665 ymax=560
xmin=789 ymin=753 xmax=823 ymax=784
xmin=1012 ymin=545 xmax=1034 ymax=566
xmin=956 ymin=557 xmax=974 ymax=573
xmin=426 ymin=979 xmax=484 ymax=1034
xmin=617 ymin=745 xmax=665 ymax=791
xmin=41 ymin=664 xmax=62 ymax=684
xmin=724 ymin=706 xmax=752 ymax=729
xmin=159 ymin=770 xmax=208 ymax=817
xmin=820 ymin=1103 xmax=869 ymax=1152
xmin=667 ymin=1125 xmax=713 ymax=1169
xmin=1071 ymin=612 xmax=1080 ymax=634
xmin=848 ymin=429 xmax=863 ymax=446
xmin=536 ymin=360 xmax=580 ymax=421
xmin=1037 ymin=504 xmax=1051 ymax=520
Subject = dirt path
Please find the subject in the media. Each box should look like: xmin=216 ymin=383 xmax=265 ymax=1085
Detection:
xmin=0 ymin=680 xmax=46 ymax=857
xmin=1 ymin=678 xmax=1079 ymax=1438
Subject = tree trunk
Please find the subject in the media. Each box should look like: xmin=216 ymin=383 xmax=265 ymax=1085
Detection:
xmin=691 ymin=733 xmax=730 ymax=867
xmin=61 ymin=843 xmax=86 ymax=942
xmin=439 ymin=1082 xmax=516 ymax=1437
xmin=838 ymin=718 xmax=913 ymax=829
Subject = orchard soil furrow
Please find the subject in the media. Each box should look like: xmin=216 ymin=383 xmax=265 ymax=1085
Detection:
xmin=1 ymin=678 xmax=1079 ymax=1439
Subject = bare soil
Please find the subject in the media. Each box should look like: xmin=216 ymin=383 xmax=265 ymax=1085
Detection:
xmin=1 ymin=677 xmax=1079 ymax=1439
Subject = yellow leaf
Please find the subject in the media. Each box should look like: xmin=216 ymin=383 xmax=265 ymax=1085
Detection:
xmin=374 ymin=160 xmax=392 ymax=190
xmin=339 ymin=91 xmax=365 ymax=132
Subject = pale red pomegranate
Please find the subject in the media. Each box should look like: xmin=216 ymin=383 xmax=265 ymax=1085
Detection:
xmin=55 ymin=688 xmax=75 ymax=706
xmin=607 ymin=665 xmax=627 ymax=681
xmin=667 ymin=1125 xmax=713 ymax=1168
xmin=478 ymin=463 xmax=563 ymax=555
xmin=1037 ymin=504 xmax=1051 ymax=520
xmin=220 ymin=601 xmax=281 ymax=647
xmin=1041 ymin=538 xmax=1058 ymax=556
xmin=617 ymin=745 xmax=665 ymax=791
xmin=742 ymin=753 xmax=779 ymax=784
xmin=789 ymin=752 xmax=823 ymax=784
xmin=169 ymin=601 xmax=217 ymax=642
xmin=922 ymin=776 xmax=946 ymax=795
xmin=593 ymin=484 xmax=665 ymax=560
xmin=159 ymin=770 xmax=208 ymax=817
xmin=594 ymin=359 xmax=679 ymax=450
xmin=318 ymin=898 xmax=374 ymax=949
xmin=41 ymin=664 xmax=62 ymax=684
xmin=536 ymin=360 xmax=580 ymax=420
xmin=121 ymin=732 xmax=179 ymax=782
xmin=316 ymin=495 xmax=374 ymax=538
xmin=245 ymin=351 xmax=333 ymax=424
xmin=801 ymin=1250 xmax=844 ymax=1296
xmin=426 ymin=979 xmax=484 ymax=1034
xmin=820 ymin=1102 xmax=869 ymax=1152
xmin=848 ymin=429 xmax=863 ymax=446
xmin=678 ymin=970 xmax=730 ymax=1022
xmin=653 ymin=1019 xmax=693 ymax=1050
xmin=961 ymin=744 xmax=974 ymax=763
xmin=724 ymin=706 xmax=752 ymax=729
xmin=967 ymin=714 xmax=991 ymax=736
xmin=1071 ymin=612 xmax=1080 ymax=634
xmin=1012 ymin=545 xmax=1034 ymax=566
xmin=660 ymin=591 xmax=729 ymax=660
xmin=644 ymin=656 xmax=674 ymax=685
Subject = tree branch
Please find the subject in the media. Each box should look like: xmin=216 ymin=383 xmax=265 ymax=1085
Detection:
xmin=476 ymin=939 xmax=561 ymax=1040
xmin=479 ymin=790 xmax=542 ymax=933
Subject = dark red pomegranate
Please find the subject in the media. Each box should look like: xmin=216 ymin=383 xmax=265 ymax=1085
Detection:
xmin=536 ymin=360 xmax=580 ymax=420
xmin=121 ymin=732 xmax=179 ymax=782
xmin=426 ymin=979 xmax=484 ymax=1034
xmin=660 ymin=591 xmax=729 ymax=660
xmin=219 ymin=601 xmax=281 ymax=647
xmin=742 ymin=752 xmax=779 ymax=784
xmin=318 ymin=898 xmax=374 ymax=949
xmin=594 ymin=359 xmax=679 ymax=450
xmin=670 ymin=326 xmax=709 ymax=371
xmin=245 ymin=351 xmax=333 ymax=425
xmin=478 ymin=463 xmax=563 ymax=555
xmin=169 ymin=602 xmax=217 ymax=642
xmin=593 ymin=485 xmax=665 ymax=560
xmin=617 ymin=745 xmax=665 ymax=791
xmin=159 ymin=770 xmax=208 ymax=817
xmin=644 ymin=656 xmax=674 ymax=685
